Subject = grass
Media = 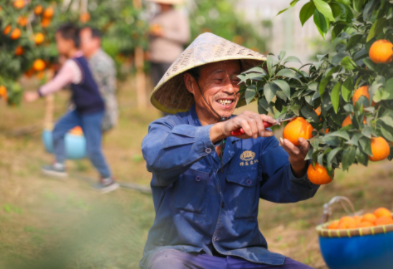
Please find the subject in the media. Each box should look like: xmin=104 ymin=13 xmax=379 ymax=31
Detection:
xmin=1 ymin=77 xmax=393 ymax=268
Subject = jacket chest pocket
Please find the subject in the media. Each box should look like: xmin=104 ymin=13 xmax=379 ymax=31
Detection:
xmin=225 ymin=170 xmax=259 ymax=219
xmin=171 ymin=169 xmax=209 ymax=214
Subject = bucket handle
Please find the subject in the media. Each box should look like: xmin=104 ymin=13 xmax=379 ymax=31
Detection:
xmin=321 ymin=196 xmax=356 ymax=224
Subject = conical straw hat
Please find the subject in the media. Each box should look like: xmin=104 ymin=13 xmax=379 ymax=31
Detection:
xmin=151 ymin=33 xmax=267 ymax=114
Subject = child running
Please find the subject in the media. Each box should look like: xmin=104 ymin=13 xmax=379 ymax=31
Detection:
xmin=24 ymin=23 xmax=118 ymax=194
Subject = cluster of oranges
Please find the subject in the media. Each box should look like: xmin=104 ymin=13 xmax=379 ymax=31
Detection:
xmin=0 ymin=86 xmax=8 ymax=101
xmin=281 ymin=39 xmax=393 ymax=185
xmin=328 ymin=207 xmax=393 ymax=230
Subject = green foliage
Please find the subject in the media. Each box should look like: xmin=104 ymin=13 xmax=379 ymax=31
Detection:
xmin=189 ymin=0 xmax=267 ymax=52
xmin=243 ymin=0 xmax=393 ymax=175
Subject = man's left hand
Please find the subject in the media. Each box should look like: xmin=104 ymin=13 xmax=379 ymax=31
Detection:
xmin=280 ymin=137 xmax=310 ymax=177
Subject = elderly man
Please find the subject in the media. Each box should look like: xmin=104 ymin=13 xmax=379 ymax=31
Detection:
xmin=80 ymin=26 xmax=118 ymax=133
xmin=140 ymin=33 xmax=318 ymax=269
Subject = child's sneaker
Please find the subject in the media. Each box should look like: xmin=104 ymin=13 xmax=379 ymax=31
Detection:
xmin=92 ymin=177 xmax=119 ymax=193
xmin=41 ymin=163 xmax=68 ymax=178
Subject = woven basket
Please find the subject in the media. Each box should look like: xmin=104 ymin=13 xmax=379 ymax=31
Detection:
xmin=317 ymin=220 xmax=393 ymax=238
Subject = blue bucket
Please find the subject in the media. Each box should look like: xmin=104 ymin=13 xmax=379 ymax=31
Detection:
xmin=42 ymin=129 xmax=86 ymax=160
xmin=317 ymin=222 xmax=393 ymax=269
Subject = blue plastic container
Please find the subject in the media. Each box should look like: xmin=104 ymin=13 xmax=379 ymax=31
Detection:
xmin=42 ymin=129 xmax=86 ymax=160
xmin=318 ymin=222 xmax=393 ymax=269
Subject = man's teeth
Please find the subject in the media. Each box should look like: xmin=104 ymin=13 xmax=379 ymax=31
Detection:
xmin=218 ymin=100 xmax=233 ymax=105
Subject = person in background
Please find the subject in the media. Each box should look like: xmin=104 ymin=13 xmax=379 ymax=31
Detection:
xmin=80 ymin=26 xmax=119 ymax=133
xmin=23 ymin=23 xmax=119 ymax=194
xmin=148 ymin=0 xmax=190 ymax=107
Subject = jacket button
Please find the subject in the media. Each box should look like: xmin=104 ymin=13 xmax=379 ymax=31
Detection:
xmin=246 ymin=179 xmax=252 ymax=185
xmin=196 ymin=176 xmax=201 ymax=181
xmin=205 ymin=148 xmax=212 ymax=153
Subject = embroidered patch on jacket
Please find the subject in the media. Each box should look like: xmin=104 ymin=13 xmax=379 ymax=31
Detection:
xmin=240 ymin=151 xmax=258 ymax=166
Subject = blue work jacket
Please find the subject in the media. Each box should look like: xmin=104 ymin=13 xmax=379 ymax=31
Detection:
xmin=139 ymin=106 xmax=319 ymax=268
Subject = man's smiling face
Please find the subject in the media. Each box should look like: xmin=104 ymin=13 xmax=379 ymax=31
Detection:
xmin=185 ymin=60 xmax=242 ymax=121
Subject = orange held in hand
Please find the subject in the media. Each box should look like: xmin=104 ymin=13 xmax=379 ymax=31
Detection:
xmin=369 ymin=39 xmax=393 ymax=64
xmin=374 ymin=207 xmax=392 ymax=218
xmin=353 ymin=85 xmax=369 ymax=105
xmin=369 ymin=137 xmax=390 ymax=162
xmin=307 ymin=163 xmax=333 ymax=185
xmin=282 ymin=117 xmax=313 ymax=146
xmin=33 ymin=59 xmax=45 ymax=71
xmin=34 ymin=33 xmax=45 ymax=45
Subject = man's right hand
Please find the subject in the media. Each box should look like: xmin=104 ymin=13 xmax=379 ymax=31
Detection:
xmin=210 ymin=111 xmax=276 ymax=143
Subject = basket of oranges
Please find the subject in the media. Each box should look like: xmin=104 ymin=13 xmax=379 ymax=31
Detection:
xmin=42 ymin=127 xmax=86 ymax=160
xmin=317 ymin=197 xmax=393 ymax=269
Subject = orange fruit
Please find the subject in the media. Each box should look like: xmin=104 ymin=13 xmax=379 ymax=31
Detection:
xmin=10 ymin=28 xmax=21 ymax=40
xmin=34 ymin=5 xmax=43 ymax=15
xmin=375 ymin=216 xmax=393 ymax=226
xmin=353 ymin=216 xmax=362 ymax=223
xmin=13 ymin=0 xmax=25 ymax=9
xmin=361 ymin=213 xmax=377 ymax=224
xmin=17 ymin=16 xmax=28 ymax=27
xmin=41 ymin=18 xmax=51 ymax=28
xmin=338 ymin=217 xmax=357 ymax=229
xmin=3 ymin=25 xmax=11 ymax=35
xmin=342 ymin=115 xmax=366 ymax=127
xmin=307 ymin=163 xmax=333 ymax=185
xmin=369 ymin=39 xmax=393 ymax=64
xmin=357 ymin=221 xmax=374 ymax=228
xmin=283 ymin=117 xmax=313 ymax=146
xmin=34 ymin=33 xmax=45 ymax=45
xmin=14 ymin=45 xmax=24 ymax=56
xmin=369 ymin=137 xmax=390 ymax=161
xmin=325 ymin=128 xmax=329 ymax=134
xmin=353 ymin=86 xmax=370 ymax=105
xmin=33 ymin=59 xmax=45 ymax=71
xmin=314 ymin=106 xmax=321 ymax=116
xmin=79 ymin=12 xmax=90 ymax=23
xmin=328 ymin=220 xmax=339 ymax=230
xmin=374 ymin=207 xmax=392 ymax=218
xmin=43 ymin=7 xmax=54 ymax=18
xmin=69 ymin=126 xmax=83 ymax=136
xmin=0 ymin=85 xmax=7 ymax=99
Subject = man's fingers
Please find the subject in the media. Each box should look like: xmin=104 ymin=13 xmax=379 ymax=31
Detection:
xmin=250 ymin=114 xmax=265 ymax=137
xmin=280 ymin=138 xmax=300 ymax=155
xmin=260 ymin=130 xmax=273 ymax=137
xmin=260 ymin=114 xmax=277 ymax=125
xmin=298 ymin=138 xmax=311 ymax=153
xmin=239 ymin=119 xmax=252 ymax=137
xmin=247 ymin=118 xmax=259 ymax=138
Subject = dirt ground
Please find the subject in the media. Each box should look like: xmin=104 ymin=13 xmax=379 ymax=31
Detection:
xmin=1 ymin=77 xmax=393 ymax=269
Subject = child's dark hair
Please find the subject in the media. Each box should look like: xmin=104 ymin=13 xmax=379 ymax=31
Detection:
xmin=56 ymin=23 xmax=81 ymax=48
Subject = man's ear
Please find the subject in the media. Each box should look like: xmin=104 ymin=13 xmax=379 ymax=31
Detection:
xmin=184 ymin=73 xmax=195 ymax=95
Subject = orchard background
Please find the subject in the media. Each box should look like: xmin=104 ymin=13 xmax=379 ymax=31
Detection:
xmin=1 ymin=0 xmax=393 ymax=268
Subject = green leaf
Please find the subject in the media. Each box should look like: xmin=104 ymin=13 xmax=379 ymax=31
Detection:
xmin=266 ymin=55 xmax=274 ymax=77
xmin=367 ymin=18 xmax=388 ymax=42
xmin=276 ymin=69 xmax=299 ymax=80
xmin=363 ymin=0 xmax=379 ymax=22
xmin=277 ymin=8 xmax=289 ymax=16
xmin=331 ymin=2 xmax=353 ymax=22
xmin=314 ymin=0 xmax=335 ymax=21
xmin=326 ymin=130 xmax=350 ymax=140
xmin=299 ymin=2 xmax=316 ymax=26
xmin=283 ymin=56 xmax=302 ymax=64
xmin=331 ymin=81 xmax=342 ymax=113
xmin=356 ymin=146 xmax=368 ymax=166
xmin=353 ymin=0 xmax=366 ymax=12
xmin=327 ymin=147 xmax=342 ymax=168
xmin=337 ymin=0 xmax=351 ymax=5
xmin=263 ymin=83 xmax=276 ymax=103
xmin=313 ymin=9 xmax=329 ymax=39
xmin=319 ymin=76 xmax=331 ymax=95
xmin=342 ymin=146 xmax=356 ymax=170
xmin=245 ymin=85 xmax=257 ymax=105
xmin=346 ymin=34 xmax=363 ymax=50
xmin=342 ymin=77 xmax=353 ymax=102
xmin=363 ymin=58 xmax=378 ymax=71
xmin=272 ymin=80 xmax=290 ymax=99
xmin=243 ymin=66 xmax=267 ymax=75
xmin=359 ymin=137 xmax=372 ymax=155
xmin=332 ymin=22 xmax=347 ymax=40
xmin=278 ymin=50 xmax=286 ymax=61
xmin=341 ymin=56 xmax=357 ymax=70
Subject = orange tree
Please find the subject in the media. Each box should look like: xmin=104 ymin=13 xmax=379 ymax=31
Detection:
xmin=238 ymin=0 xmax=393 ymax=179
xmin=0 ymin=0 xmax=63 ymax=106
